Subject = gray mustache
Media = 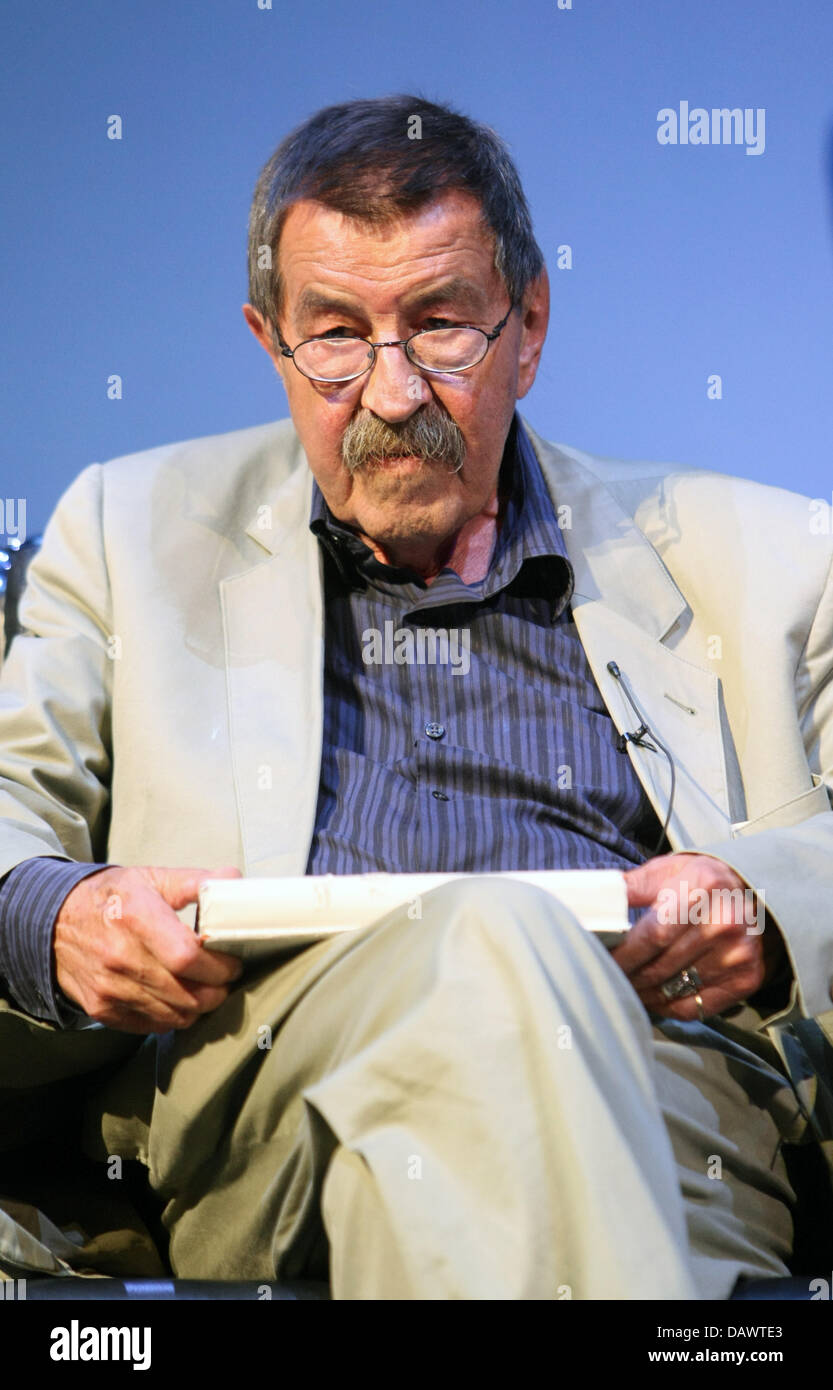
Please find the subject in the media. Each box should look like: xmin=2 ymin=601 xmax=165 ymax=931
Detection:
xmin=341 ymin=408 xmax=466 ymax=476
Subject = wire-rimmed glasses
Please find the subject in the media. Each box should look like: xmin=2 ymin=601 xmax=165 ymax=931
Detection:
xmin=276 ymin=305 xmax=516 ymax=383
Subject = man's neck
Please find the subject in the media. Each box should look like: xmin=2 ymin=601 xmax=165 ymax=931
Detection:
xmin=360 ymin=491 xmax=501 ymax=584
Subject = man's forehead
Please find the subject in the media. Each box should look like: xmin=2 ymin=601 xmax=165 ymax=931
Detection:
xmin=277 ymin=192 xmax=500 ymax=309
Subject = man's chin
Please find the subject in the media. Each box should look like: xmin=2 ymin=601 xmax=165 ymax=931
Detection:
xmin=349 ymin=474 xmax=463 ymax=544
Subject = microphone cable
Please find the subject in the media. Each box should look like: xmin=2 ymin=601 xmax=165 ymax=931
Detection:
xmin=607 ymin=660 xmax=677 ymax=858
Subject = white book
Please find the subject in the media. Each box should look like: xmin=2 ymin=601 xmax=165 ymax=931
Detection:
xmin=197 ymin=870 xmax=630 ymax=960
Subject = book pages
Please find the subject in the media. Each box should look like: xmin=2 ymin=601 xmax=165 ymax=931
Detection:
xmin=197 ymin=870 xmax=629 ymax=960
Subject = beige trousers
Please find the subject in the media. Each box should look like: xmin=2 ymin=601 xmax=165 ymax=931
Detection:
xmin=85 ymin=877 xmax=798 ymax=1300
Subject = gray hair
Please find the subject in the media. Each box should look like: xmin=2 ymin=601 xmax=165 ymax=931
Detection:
xmin=247 ymin=94 xmax=544 ymax=337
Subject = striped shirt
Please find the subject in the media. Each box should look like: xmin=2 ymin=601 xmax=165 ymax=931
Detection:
xmin=306 ymin=415 xmax=662 ymax=875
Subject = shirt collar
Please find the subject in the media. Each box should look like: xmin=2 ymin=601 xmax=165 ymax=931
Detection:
xmin=309 ymin=414 xmax=574 ymax=618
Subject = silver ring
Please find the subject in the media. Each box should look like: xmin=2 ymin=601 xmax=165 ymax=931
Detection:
xmin=694 ymin=992 xmax=706 ymax=1023
xmin=660 ymin=966 xmax=703 ymax=1001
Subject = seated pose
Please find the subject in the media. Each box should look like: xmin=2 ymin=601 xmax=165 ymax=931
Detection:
xmin=1 ymin=95 xmax=832 ymax=1300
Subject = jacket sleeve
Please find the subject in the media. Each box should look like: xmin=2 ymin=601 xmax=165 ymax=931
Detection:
xmin=0 ymin=462 xmax=114 ymax=874
xmin=0 ymin=857 xmax=109 ymax=1022
xmin=687 ymin=540 xmax=833 ymax=1022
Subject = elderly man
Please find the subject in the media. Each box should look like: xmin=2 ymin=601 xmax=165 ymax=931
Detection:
xmin=1 ymin=95 xmax=832 ymax=1301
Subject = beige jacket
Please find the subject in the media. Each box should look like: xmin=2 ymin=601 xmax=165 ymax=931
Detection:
xmin=1 ymin=414 xmax=832 ymax=1037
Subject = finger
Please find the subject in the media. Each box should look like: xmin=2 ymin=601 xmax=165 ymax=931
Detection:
xmin=629 ymin=925 xmax=769 ymax=1013
xmin=179 ymin=943 xmax=244 ymax=985
xmin=142 ymin=865 xmax=242 ymax=914
xmin=612 ymin=872 xmax=757 ymax=980
xmin=54 ymin=871 xmax=242 ymax=1022
xmin=622 ymin=857 xmax=676 ymax=909
xmin=623 ymin=854 xmax=750 ymax=919
xmin=647 ymin=978 xmax=746 ymax=1023
xmin=106 ymin=877 xmax=243 ymax=986
xmin=111 ymin=938 xmax=235 ymax=1012
xmin=68 ymin=960 xmax=233 ymax=1033
xmin=63 ymin=958 xmax=209 ymax=1032
xmin=57 ymin=866 xmax=243 ymax=995
xmin=59 ymin=901 xmax=232 ymax=1018
xmin=171 ymin=940 xmax=244 ymax=986
xmin=624 ymin=889 xmax=765 ymax=994
xmin=183 ymin=981 xmax=234 ymax=1013
xmin=638 ymin=951 xmax=766 ymax=1016
xmin=171 ymin=952 xmax=242 ymax=988
xmin=631 ymin=930 xmax=762 ymax=999
xmin=126 ymin=975 xmax=232 ymax=1018
xmin=84 ymin=996 xmax=210 ymax=1036
xmin=613 ymin=931 xmax=711 ymax=1013
xmin=119 ymin=976 xmax=234 ymax=1030
xmin=625 ymin=918 xmax=733 ymax=992
xmin=610 ymin=906 xmax=685 ymax=975
xmin=637 ymin=967 xmax=713 ymax=1015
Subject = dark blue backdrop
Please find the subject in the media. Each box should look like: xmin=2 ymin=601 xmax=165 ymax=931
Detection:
xmin=2 ymin=0 xmax=831 ymax=537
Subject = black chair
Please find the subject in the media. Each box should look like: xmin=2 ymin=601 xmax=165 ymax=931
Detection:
xmin=0 ymin=538 xmax=826 ymax=1300
xmin=1 ymin=535 xmax=42 ymax=661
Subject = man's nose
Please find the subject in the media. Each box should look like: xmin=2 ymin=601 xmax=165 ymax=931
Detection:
xmin=359 ymin=342 xmax=433 ymax=422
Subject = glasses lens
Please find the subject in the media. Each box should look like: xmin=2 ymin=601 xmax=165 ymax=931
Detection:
xmin=409 ymin=327 xmax=487 ymax=372
xmin=294 ymin=337 xmax=374 ymax=381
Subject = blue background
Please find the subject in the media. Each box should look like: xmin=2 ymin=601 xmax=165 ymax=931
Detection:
xmin=3 ymin=0 xmax=832 ymax=536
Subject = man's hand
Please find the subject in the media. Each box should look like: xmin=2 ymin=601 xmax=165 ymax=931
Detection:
xmin=54 ymin=865 xmax=244 ymax=1034
xmin=610 ymin=852 xmax=786 ymax=1020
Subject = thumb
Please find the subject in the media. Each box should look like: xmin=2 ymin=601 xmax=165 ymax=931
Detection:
xmin=141 ymin=865 xmax=242 ymax=912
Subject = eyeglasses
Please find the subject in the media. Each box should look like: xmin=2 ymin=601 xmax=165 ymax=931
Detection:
xmin=275 ymin=305 xmax=516 ymax=383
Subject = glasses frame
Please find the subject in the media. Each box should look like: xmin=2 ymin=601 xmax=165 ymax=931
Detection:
xmin=275 ymin=304 xmax=517 ymax=383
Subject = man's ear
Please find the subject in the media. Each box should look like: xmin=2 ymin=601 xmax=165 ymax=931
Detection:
xmin=515 ymin=268 xmax=550 ymax=400
xmin=242 ymin=303 xmax=280 ymax=360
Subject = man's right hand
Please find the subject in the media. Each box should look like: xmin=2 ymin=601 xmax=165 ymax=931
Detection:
xmin=53 ymin=865 xmax=244 ymax=1034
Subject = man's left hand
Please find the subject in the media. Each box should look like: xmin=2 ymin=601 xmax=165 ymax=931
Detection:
xmin=610 ymin=852 xmax=786 ymax=1020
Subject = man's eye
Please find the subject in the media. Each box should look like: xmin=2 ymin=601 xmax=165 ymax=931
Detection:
xmin=317 ymin=326 xmax=358 ymax=340
xmin=422 ymin=318 xmax=456 ymax=330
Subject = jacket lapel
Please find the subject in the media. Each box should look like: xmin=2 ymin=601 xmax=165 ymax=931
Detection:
xmin=523 ymin=419 xmax=739 ymax=849
xmin=220 ymin=460 xmax=324 ymax=876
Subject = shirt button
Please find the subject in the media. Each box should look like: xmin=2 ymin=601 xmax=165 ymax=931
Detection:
xmin=424 ymin=722 xmax=446 ymax=740
xmin=431 ymin=790 xmax=450 ymax=801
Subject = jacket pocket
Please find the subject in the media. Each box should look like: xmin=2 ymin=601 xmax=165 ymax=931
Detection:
xmin=732 ymin=775 xmax=832 ymax=838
